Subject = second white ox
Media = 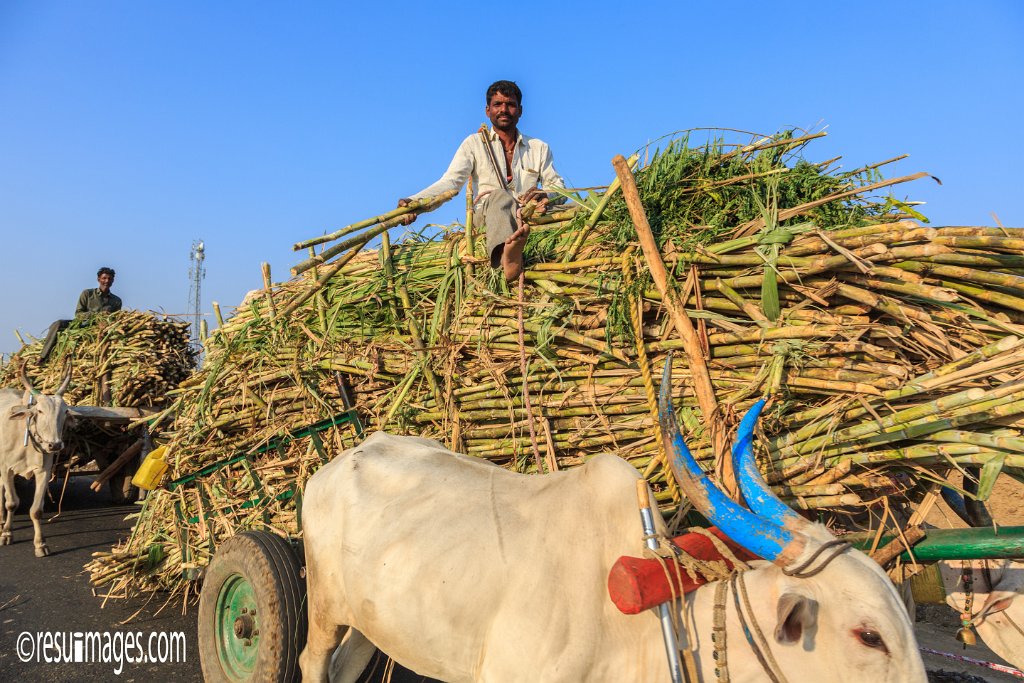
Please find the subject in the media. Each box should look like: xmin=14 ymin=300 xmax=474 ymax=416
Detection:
xmin=299 ymin=364 xmax=925 ymax=683
xmin=905 ymin=483 xmax=1024 ymax=669
xmin=937 ymin=558 xmax=1024 ymax=669
xmin=0 ymin=365 xmax=71 ymax=557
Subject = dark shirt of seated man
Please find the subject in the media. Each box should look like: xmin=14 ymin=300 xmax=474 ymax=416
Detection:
xmin=76 ymin=266 xmax=122 ymax=317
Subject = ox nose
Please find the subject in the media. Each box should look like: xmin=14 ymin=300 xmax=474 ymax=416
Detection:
xmin=46 ymin=441 xmax=64 ymax=453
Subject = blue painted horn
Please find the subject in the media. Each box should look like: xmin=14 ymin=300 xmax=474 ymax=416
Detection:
xmin=658 ymin=357 xmax=806 ymax=565
xmin=732 ymin=399 xmax=814 ymax=533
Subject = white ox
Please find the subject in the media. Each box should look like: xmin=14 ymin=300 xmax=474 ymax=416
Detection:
xmin=912 ymin=483 xmax=1024 ymax=669
xmin=0 ymin=366 xmax=71 ymax=557
xmin=299 ymin=371 xmax=925 ymax=682
xmin=937 ymin=558 xmax=1024 ymax=669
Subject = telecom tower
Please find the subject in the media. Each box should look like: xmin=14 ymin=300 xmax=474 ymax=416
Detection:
xmin=188 ymin=240 xmax=206 ymax=350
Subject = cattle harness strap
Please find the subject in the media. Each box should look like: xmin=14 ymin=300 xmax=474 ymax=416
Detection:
xmin=711 ymin=540 xmax=853 ymax=683
xmin=781 ymin=539 xmax=852 ymax=578
xmin=21 ymin=393 xmax=47 ymax=454
xmin=711 ymin=572 xmax=791 ymax=683
xmin=645 ymin=528 xmax=754 ymax=683
xmin=958 ymin=563 xmax=978 ymax=645
xmin=712 ymin=578 xmax=730 ymax=683
xmin=732 ymin=572 xmax=789 ymax=683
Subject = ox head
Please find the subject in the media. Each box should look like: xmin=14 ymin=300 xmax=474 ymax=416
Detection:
xmin=937 ymin=558 xmax=1024 ymax=669
xmin=658 ymin=359 xmax=924 ymax=680
xmin=10 ymin=364 xmax=72 ymax=454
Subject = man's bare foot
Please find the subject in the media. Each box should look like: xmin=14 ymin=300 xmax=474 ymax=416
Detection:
xmin=502 ymin=224 xmax=530 ymax=281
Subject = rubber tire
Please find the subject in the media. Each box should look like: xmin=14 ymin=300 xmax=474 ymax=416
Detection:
xmin=198 ymin=531 xmax=307 ymax=683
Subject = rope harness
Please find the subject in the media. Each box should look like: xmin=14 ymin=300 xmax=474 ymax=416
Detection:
xmin=705 ymin=541 xmax=853 ymax=682
xmin=782 ymin=540 xmax=852 ymax=578
xmin=731 ymin=572 xmax=789 ymax=683
xmin=639 ymin=528 xmax=752 ymax=683
xmin=20 ymin=392 xmax=48 ymax=454
xmin=477 ymin=127 xmax=545 ymax=473
xmin=639 ymin=528 xmax=779 ymax=683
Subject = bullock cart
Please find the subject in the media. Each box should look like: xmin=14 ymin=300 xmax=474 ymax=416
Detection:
xmin=2 ymin=310 xmax=196 ymax=502
xmin=189 ymin=415 xmax=1023 ymax=683
xmin=81 ymin=130 xmax=1024 ymax=677
xmin=159 ymin=406 xmax=363 ymax=681
xmin=53 ymin=404 xmax=160 ymax=502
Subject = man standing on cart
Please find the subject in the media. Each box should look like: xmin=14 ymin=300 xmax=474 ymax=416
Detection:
xmin=397 ymin=80 xmax=566 ymax=282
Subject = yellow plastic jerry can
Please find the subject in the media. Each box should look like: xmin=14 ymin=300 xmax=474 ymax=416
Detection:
xmin=132 ymin=445 xmax=170 ymax=491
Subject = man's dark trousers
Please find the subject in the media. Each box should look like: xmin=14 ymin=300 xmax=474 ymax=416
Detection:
xmin=38 ymin=320 xmax=72 ymax=363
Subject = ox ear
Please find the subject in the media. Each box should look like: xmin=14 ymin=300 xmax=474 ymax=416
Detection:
xmin=8 ymin=405 xmax=30 ymax=420
xmin=975 ymin=590 xmax=1018 ymax=625
xmin=775 ymin=592 xmax=818 ymax=644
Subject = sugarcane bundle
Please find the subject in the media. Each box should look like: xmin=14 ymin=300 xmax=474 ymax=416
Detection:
xmin=89 ymin=129 xmax=1024 ymax=598
xmin=1 ymin=310 xmax=196 ymax=407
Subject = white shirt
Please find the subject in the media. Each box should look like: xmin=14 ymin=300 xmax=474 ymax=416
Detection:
xmin=409 ymin=127 xmax=565 ymax=208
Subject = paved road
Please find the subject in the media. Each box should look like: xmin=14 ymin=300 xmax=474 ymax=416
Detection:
xmin=0 ymin=477 xmax=430 ymax=683
xmin=0 ymin=478 xmax=202 ymax=682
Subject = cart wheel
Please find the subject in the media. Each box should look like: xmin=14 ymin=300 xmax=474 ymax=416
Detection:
xmin=199 ymin=531 xmax=307 ymax=683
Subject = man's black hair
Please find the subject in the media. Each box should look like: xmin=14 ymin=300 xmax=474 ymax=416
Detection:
xmin=97 ymin=267 xmax=116 ymax=278
xmin=486 ymin=80 xmax=522 ymax=106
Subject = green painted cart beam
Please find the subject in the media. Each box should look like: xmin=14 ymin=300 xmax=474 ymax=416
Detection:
xmin=847 ymin=526 xmax=1024 ymax=561
xmin=167 ymin=454 xmax=248 ymax=491
xmin=165 ymin=409 xmax=361 ymax=491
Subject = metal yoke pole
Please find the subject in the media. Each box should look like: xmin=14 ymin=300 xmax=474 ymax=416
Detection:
xmin=636 ymin=480 xmax=685 ymax=683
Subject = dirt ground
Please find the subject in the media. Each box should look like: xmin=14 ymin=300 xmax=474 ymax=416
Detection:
xmin=924 ymin=473 xmax=1024 ymax=529
xmin=915 ymin=472 xmax=1024 ymax=681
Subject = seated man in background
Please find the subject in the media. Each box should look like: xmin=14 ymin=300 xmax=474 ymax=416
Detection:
xmin=39 ymin=267 xmax=122 ymax=364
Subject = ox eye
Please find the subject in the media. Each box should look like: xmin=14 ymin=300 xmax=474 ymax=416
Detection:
xmin=855 ymin=629 xmax=887 ymax=652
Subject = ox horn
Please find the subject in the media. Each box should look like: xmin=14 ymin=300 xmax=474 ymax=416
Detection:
xmin=55 ymin=365 xmax=72 ymax=397
xmin=731 ymin=399 xmax=815 ymax=533
xmin=18 ymin=361 xmax=35 ymax=392
xmin=658 ymin=356 xmax=806 ymax=566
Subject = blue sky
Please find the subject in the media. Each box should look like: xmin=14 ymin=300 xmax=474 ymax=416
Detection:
xmin=1 ymin=1 xmax=1022 ymax=356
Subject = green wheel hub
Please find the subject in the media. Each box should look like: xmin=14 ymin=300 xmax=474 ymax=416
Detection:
xmin=198 ymin=531 xmax=306 ymax=682
xmin=215 ymin=573 xmax=261 ymax=680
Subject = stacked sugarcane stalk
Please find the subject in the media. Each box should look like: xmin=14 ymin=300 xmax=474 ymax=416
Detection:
xmin=1 ymin=311 xmax=195 ymax=487
xmin=1 ymin=310 xmax=196 ymax=407
xmin=88 ymin=129 xmax=1024 ymax=598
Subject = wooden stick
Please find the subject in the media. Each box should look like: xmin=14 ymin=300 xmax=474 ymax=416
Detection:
xmin=261 ymin=262 xmax=277 ymax=320
xmin=611 ymin=154 xmax=731 ymax=497
xmin=465 ymin=177 xmax=476 ymax=276
xmin=733 ymin=172 xmax=930 ymax=238
xmin=871 ymin=525 xmax=926 ymax=567
xmin=90 ymin=438 xmax=144 ymax=491
xmin=292 ymin=190 xmax=458 ymax=251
